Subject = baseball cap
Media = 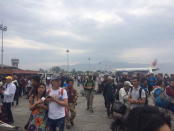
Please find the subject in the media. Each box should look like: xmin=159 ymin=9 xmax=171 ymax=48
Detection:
xmin=0 ymin=82 xmax=3 ymax=86
xmin=124 ymin=81 xmax=133 ymax=87
xmin=51 ymin=76 xmax=62 ymax=81
xmin=5 ymin=76 xmax=13 ymax=80
xmin=32 ymin=76 xmax=41 ymax=83
xmin=108 ymin=76 xmax=114 ymax=80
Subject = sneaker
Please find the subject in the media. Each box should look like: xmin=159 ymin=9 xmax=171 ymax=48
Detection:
xmin=89 ymin=109 xmax=94 ymax=113
xmin=66 ymin=124 xmax=71 ymax=129
xmin=7 ymin=121 xmax=14 ymax=124
xmin=108 ymin=115 xmax=113 ymax=119
xmin=70 ymin=121 xmax=74 ymax=126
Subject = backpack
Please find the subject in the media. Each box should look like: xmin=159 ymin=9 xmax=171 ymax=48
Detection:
xmin=153 ymin=88 xmax=163 ymax=98
xmin=112 ymin=101 xmax=127 ymax=115
xmin=47 ymin=88 xmax=64 ymax=99
xmin=130 ymin=87 xmax=148 ymax=105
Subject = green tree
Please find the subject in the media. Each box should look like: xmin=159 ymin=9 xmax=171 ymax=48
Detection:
xmin=50 ymin=66 xmax=61 ymax=73
xmin=39 ymin=68 xmax=45 ymax=73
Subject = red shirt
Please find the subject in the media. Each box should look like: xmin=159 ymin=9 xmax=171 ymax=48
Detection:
xmin=166 ymin=86 xmax=174 ymax=98
xmin=66 ymin=88 xmax=77 ymax=103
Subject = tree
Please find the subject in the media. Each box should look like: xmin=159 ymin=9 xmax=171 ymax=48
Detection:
xmin=39 ymin=68 xmax=45 ymax=73
xmin=71 ymin=68 xmax=76 ymax=74
xmin=50 ymin=66 xmax=61 ymax=73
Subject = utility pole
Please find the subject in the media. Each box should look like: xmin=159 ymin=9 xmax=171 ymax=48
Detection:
xmin=0 ymin=23 xmax=7 ymax=68
xmin=66 ymin=49 xmax=70 ymax=73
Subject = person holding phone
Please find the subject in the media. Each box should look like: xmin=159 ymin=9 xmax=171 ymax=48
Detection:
xmin=46 ymin=76 xmax=68 ymax=131
xmin=27 ymin=83 xmax=48 ymax=131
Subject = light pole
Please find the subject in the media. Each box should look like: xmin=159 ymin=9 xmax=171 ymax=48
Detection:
xmin=66 ymin=49 xmax=70 ymax=73
xmin=88 ymin=57 xmax=91 ymax=71
xmin=0 ymin=24 xmax=7 ymax=68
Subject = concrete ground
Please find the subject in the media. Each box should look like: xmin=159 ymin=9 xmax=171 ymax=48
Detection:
xmin=1 ymin=84 xmax=174 ymax=131
xmin=0 ymin=88 xmax=112 ymax=131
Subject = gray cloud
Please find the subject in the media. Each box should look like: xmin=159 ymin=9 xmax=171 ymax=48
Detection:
xmin=0 ymin=0 xmax=174 ymax=72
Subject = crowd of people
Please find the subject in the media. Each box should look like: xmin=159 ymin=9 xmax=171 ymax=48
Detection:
xmin=0 ymin=75 xmax=78 ymax=131
xmin=94 ymin=72 xmax=174 ymax=131
xmin=0 ymin=72 xmax=174 ymax=131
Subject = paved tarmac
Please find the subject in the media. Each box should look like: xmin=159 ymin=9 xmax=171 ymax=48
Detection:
xmin=1 ymin=85 xmax=174 ymax=131
xmin=0 ymin=87 xmax=112 ymax=131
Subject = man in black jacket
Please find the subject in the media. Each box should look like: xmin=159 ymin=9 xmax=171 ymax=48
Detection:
xmin=104 ymin=76 xmax=116 ymax=119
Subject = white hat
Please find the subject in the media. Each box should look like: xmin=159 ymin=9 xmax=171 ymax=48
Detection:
xmin=124 ymin=81 xmax=133 ymax=87
xmin=0 ymin=82 xmax=3 ymax=87
xmin=108 ymin=76 xmax=114 ymax=80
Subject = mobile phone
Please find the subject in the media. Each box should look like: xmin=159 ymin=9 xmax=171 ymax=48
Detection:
xmin=41 ymin=97 xmax=46 ymax=101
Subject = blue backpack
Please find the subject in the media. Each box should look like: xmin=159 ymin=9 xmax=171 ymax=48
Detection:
xmin=153 ymin=88 xmax=163 ymax=98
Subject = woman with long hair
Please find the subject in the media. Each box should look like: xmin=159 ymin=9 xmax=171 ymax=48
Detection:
xmin=27 ymin=83 xmax=48 ymax=131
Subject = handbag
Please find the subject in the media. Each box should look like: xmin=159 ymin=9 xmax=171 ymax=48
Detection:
xmin=24 ymin=114 xmax=32 ymax=130
xmin=112 ymin=101 xmax=127 ymax=115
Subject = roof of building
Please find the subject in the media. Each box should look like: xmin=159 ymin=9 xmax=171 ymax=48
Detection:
xmin=0 ymin=68 xmax=40 ymax=75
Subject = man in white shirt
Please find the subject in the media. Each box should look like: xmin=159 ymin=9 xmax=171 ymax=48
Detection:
xmin=46 ymin=76 xmax=68 ymax=131
xmin=0 ymin=76 xmax=16 ymax=124
xmin=128 ymin=77 xmax=146 ymax=109
xmin=0 ymin=81 xmax=3 ymax=114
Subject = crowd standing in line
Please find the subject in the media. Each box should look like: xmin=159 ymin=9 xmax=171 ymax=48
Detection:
xmin=0 ymin=72 xmax=174 ymax=131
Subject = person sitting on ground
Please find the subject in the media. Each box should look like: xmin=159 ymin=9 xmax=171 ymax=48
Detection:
xmin=111 ymin=106 xmax=171 ymax=131
xmin=27 ymin=83 xmax=48 ymax=131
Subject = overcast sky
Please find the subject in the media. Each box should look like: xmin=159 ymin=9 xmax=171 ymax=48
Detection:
xmin=0 ymin=0 xmax=174 ymax=71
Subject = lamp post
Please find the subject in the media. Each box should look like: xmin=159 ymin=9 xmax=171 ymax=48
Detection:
xmin=88 ymin=57 xmax=91 ymax=71
xmin=66 ymin=49 xmax=70 ymax=73
xmin=0 ymin=24 xmax=7 ymax=68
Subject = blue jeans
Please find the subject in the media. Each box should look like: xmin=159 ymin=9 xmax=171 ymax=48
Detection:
xmin=47 ymin=117 xmax=65 ymax=131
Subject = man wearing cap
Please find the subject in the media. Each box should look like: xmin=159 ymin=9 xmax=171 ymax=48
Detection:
xmin=0 ymin=76 xmax=16 ymax=124
xmin=119 ymin=81 xmax=133 ymax=104
xmin=46 ymin=76 xmax=68 ymax=131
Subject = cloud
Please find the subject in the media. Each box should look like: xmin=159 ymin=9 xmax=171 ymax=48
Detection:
xmin=128 ymin=8 xmax=155 ymax=16
xmin=5 ymin=37 xmax=64 ymax=51
xmin=1 ymin=0 xmax=174 ymax=72
xmin=118 ymin=47 xmax=171 ymax=64
xmin=82 ymin=11 xmax=124 ymax=27
xmin=45 ymin=30 xmax=92 ymax=42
